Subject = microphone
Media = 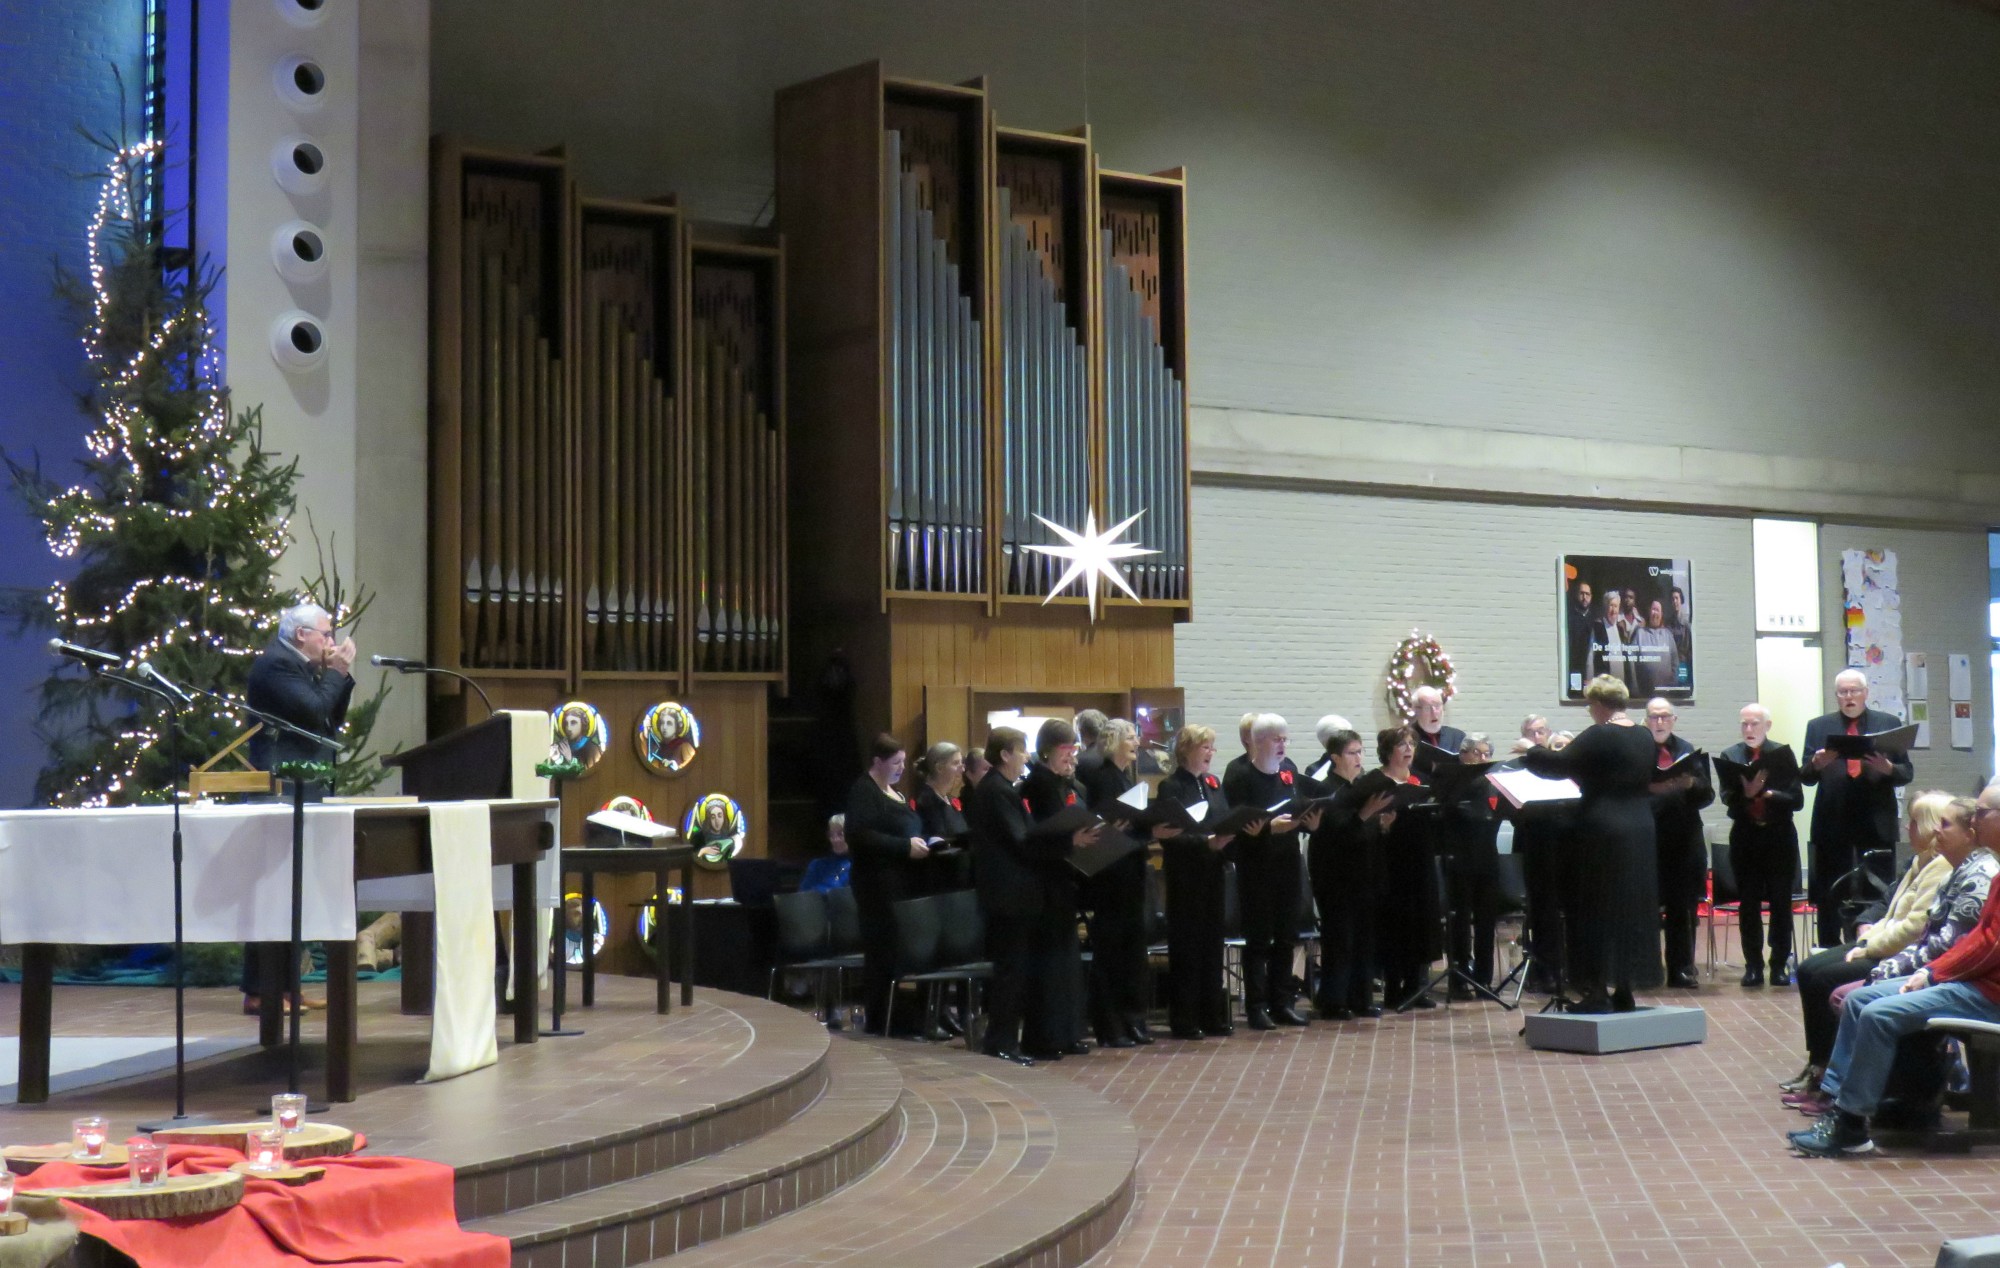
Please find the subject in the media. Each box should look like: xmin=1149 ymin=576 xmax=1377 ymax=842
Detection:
xmin=370 ymin=654 xmax=427 ymax=672
xmin=136 ymin=661 xmax=193 ymax=707
xmin=48 ymin=638 xmax=121 ymax=667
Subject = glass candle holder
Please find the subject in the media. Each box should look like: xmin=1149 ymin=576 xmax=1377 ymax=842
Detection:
xmin=247 ymin=1125 xmax=286 ymax=1173
xmin=0 ymin=1168 xmax=14 ymax=1213
xmin=272 ymin=1092 xmax=307 ymax=1134
xmin=127 ymin=1137 xmax=166 ymax=1187
xmin=70 ymin=1116 xmax=109 ymax=1161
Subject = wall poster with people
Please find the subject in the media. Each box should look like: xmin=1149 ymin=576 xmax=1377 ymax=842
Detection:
xmin=1559 ymin=555 xmax=1694 ymax=702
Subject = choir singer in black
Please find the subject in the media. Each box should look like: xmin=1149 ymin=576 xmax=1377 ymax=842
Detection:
xmin=1525 ymin=675 xmax=1658 ymax=1013
xmin=912 ymin=741 xmax=972 ymax=893
xmin=1158 ymin=724 xmax=1255 ymax=1038
xmin=1644 ymin=697 xmax=1713 ymax=990
xmin=966 ymin=726 xmax=1092 ymax=1067
xmin=1801 ymin=669 xmax=1914 ymax=945
xmin=844 ymin=734 xmax=932 ymax=1036
xmin=1020 ymin=719 xmax=1099 ymax=1058
xmin=1079 ymin=718 xmax=1176 ymax=1047
xmin=1717 ymin=702 xmax=1804 ymax=986
xmin=1305 ymin=724 xmax=1393 ymax=1018
xmin=1223 ymin=714 xmax=1322 ymax=1029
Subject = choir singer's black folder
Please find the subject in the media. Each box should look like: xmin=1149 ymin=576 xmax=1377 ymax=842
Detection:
xmin=1819 ymin=724 xmax=1920 ymax=758
xmin=1067 ymin=832 xmax=1148 ymax=878
xmin=1713 ymin=746 xmax=1800 ymax=791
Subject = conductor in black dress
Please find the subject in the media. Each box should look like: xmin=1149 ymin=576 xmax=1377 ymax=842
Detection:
xmin=1157 ymin=723 xmax=1255 ymax=1038
xmin=1718 ymin=702 xmax=1805 ymax=986
xmin=1644 ymin=697 xmax=1714 ymax=990
xmin=1020 ymin=718 xmax=1099 ymax=1058
xmin=242 ymin=601 xmax=356 ymax=1010
xmin=1801 ymin=669 xmax=1915 ymax=945
xmin=1524 ymin=674 xmax=1659 ymax=1012
xmin=1224 ymin=713 xmax=1324 ymax=1029
xmin=844 ymin=734 xmax=931 ymax=1036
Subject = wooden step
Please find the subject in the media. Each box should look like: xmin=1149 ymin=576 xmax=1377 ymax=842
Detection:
xmin=473 ymin=1039 xmax=902 ymax=1267
xmin=645 ymin=1039 xmax=1137 ymax=1267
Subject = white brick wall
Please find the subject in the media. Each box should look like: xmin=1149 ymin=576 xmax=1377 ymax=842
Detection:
xmin=1175 ymin=483 xmax=1757 ymax=754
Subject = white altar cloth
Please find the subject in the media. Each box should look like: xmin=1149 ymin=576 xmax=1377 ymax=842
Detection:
xmin=0 ymin=803 xmax=358 ymax=944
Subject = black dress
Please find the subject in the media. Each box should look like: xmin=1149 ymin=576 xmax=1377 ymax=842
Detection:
xmin=1158 ymin=766 xmax=1231 ymax=1033
xmin=1078 ymin=757 xmax=1152 ymax=1042
xmin=1222 ymin=761 xmax=1306 ymax=1017
xmin=1020 ymin=762 xmax=1089 ymax=1052
xmin=844 ymin=776 xmax=923 ymax=1034
xmin=1305 ymin=769 xmax=1383 ymax=1015
xmin=1525 ymin=722 xmax=1659 ymax=1003
xmin=914 ymin=784 xmax=973 ymax=893
xmin=1375 ymin=770 xmax=1440 ymax=1006
xmin=967 ymin=768 xmax=1072 ymax=1055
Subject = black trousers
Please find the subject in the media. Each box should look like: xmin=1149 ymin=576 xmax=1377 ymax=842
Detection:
xmin=1379 ymin=832 xmax=1440 ymax=1004
xmin=1796 ymin=941 xmax=1875 ymax=1066
xmin=1310 ymin=840 xmax=1379 ymax=1013
xmin=1732 ymin=820 xmax=1798 ymax=970
xmin=851 ymin=863 xmax=911 ymax=1035
xmin=1024 ymin=880 xmax=1085 ymax=1053
xmin=982 ymin=908 xmax=1036 ymax=1053
xmin=1083 ymin=850 xmax=1151 ymax=1039
xmin=1447 ymin=850 xmax=1500 ymax=989
xmin=1516 ymin=817 xmax=1568 ymax=989
xmin=1237 ymin=839 xmax=1301 ymax=1011
xmin=1657 ymin=839 xmax=1705 ymax=980
xmin=1163 ymin=842 xmax=1229 ymax=1030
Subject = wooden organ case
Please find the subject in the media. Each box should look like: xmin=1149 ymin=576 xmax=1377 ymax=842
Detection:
xmin=777 ymin=62 xmax=1190 ymax=752
xmin=429 ymin=141 xmax=786 ymax=969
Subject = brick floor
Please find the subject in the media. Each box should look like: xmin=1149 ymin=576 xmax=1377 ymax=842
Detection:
xmin=1053 ymin=985 xmax=1997 ymax=1268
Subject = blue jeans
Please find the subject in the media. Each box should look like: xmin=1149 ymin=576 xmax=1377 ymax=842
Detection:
xmin=1818 ymin=976 xmax=2000 ymax=1117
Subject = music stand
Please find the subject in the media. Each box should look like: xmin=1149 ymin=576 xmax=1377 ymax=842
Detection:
xmin=82 ymin=665 xmax=217 ymax=1130
xmin=193 ymin=685 xmax=343 ymax=1112
xmin=1395 ymin=835 xmax=1519 ymax=1013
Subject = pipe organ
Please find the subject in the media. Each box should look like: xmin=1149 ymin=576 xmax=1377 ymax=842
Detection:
xmin=778 ymin=63 xmax=1188 ymax=754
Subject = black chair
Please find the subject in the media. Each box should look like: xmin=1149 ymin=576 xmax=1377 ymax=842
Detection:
xmin=769 ymin=889 xmax=853 ymax=1022
xmin=820 ymin=885 xmax=866 ymax=1024
xmin=887 ymin=892 xmax=992 ymax=1041
xmin=1703 ymin=836 xmax=1742 ymax=978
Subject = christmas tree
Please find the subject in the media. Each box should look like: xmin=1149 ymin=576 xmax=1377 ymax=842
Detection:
xmin=4 ymin=133 xmax=385 ymax=805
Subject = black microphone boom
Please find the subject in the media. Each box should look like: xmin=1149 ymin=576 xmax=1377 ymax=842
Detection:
xmin=370 ymin=654 xmax=427 ymax=671
xmin=48 ymin=638 xmax=121 ymax=667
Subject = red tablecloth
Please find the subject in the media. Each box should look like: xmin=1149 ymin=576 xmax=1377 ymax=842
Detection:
xmin=18 ymin=1142 xmax=509 ymax=1268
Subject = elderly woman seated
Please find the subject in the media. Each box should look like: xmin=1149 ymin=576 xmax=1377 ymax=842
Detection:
xmin=1788 ymin=784 xmax=2000 ymax=1157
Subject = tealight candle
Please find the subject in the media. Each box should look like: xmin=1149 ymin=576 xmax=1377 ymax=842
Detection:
xmin=247 ymin=1125 xmax=286 ymax=1173
xmin=127 ymin=1137 xmax=166 ymax=1187
xmin=0 ymin=1168 xmax=14 ymax=1212
xmin=272 ymin=1092 xmax=307 ymax=1134
xmin=70 ymin=1116 xmax=109 ymax=1161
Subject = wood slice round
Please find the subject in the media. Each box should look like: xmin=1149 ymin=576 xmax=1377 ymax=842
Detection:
xmin=228 ymin=1160 xmax=325 ymax=1186
xmin=3 ymin=1143 xmax=128 ymax=1175
xmin=16 ymin=1170 xmax=242 ymax=1220
xmin=149 ymin=1122 xmax=357 ymax=1161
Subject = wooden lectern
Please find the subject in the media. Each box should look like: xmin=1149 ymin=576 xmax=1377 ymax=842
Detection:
xmin=379 ymin=711 xmax=546 ymax=1012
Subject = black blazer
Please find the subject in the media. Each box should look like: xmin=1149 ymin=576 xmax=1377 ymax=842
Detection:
xmin=914 ymin=784 xmax=969 ymax=844
xmin=1801 ymin=707 xmax=1915 ymax=846
xmin=1647 ymin=733 xmax=1714 ymax=859
xmin=1717 ymin=740 xmax=1804 ymax=825
xmin=245 ymin=638 xmax=354 ymax=769
xmin=967 ymin=769 xmax=1064 ymax=918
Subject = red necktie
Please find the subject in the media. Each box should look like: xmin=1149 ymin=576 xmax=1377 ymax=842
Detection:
xmin=1747 ymin=745 xmax=1767 ymax=821
xmin=1844 ymin=718 xmax=1861 ymax=779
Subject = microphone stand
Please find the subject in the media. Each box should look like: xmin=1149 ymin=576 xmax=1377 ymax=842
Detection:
xmin=377 ymin=660 xmax=496 ymax=717
xmin=83 ymin=667 xmax=213 ymax=1130
xmin=192 ymin=685 xmax=344 ymax=1111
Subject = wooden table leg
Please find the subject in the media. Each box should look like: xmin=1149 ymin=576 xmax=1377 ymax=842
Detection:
xmin=18 ymin=945 xmax=53 ymax=1105
xmin=580 ymin=870 xmax=596 ymax=1008
xmin=325 ymin=939 xmax=358 ymax=1103
xmin=512 ymin=861 xmax=538 ymax=1044
xmin=679 ymin=855 xmax=695 ymax=1007
xmin=399 ymin=912 xmax=436 ymax=1016
xmin=655 ymin=867 xmax=670 ymax=1016
xmin=257 ymin=943 xmax=285 ymax=1048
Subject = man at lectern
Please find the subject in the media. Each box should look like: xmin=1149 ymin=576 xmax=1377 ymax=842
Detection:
xmin=239 ymin=601 xmax=356 ymax=1013
xmin=247 ymin=601 xmax=358 ymax=772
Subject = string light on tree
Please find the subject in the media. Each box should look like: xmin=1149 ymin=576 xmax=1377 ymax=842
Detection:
xmin=1386 ymin=629 xmax=1457 ymax=720
xmin=3 ymin=133 xmax=385 ymax=805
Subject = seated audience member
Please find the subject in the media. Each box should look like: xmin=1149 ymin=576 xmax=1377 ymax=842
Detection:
xmin=1788 ymin=785 xmax=2000 ymax=1157
xmin=799 ymin=814 xmax=853 ymax=893
xmin=1784 ymin=792 xmax=1956 ymax=1098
